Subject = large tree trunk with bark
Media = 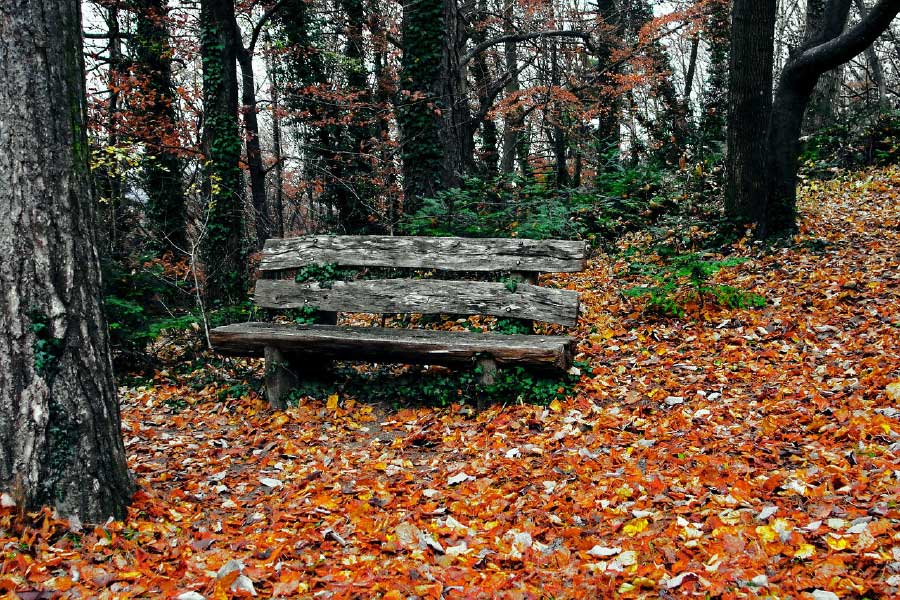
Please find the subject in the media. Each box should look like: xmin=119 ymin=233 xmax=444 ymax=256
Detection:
xmin=398 ymin=0 xmax=470 ymax=213
xmin=200 ymin=0 xmax=244 ymax=302
xmin=725 ymin=0 xmax=777 ymax=226
xmin=0 ymin=0 xmax=133 ymax=521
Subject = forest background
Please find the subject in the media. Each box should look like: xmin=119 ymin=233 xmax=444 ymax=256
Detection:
xmin=81 ymin=0 xmax=899 ymax=363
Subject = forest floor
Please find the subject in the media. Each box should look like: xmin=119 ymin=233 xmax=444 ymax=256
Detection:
xmin=3 ymin=166 xmax=900 ymax=599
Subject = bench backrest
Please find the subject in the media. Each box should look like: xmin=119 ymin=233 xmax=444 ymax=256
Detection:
xmin=255 ymin=235 xmax=587 ymax=326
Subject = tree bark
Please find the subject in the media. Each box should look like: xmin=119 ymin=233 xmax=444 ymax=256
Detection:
xmin=593 ymin=0 xmax=622 ymax=178
xmin=200 ymin=0 xmax=245 ymax=302
xmin=0 ymin=0 xmax=133 ymax=521
xmin=500 ymin=0 xmax=523 ymax=177
xmin=550 ymin=41 xmax=569 ymax=188
xmin=336 ymin=0 xmax=375 ymax=233
xmin=725 ymin=0 xmax=777 ymax=226
xmin=398 ymin=0 xmax=470 ymax=212
xmin=264 ymin=31 xmax=286 ymax=238
xmin=470 ymin=0 xmax=499 ymax=177
xmin=235 ymin=42 xmax=270 ymax=249
xmin=764 ymin=0 xmax=900 ymax=236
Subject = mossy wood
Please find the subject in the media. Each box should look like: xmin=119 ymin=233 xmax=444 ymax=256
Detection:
xmin=255 ymin=279 xmax=579 ymax=326
xmin=259 ymin=235 xmax=588 ymax=273
xmin=213 ymin=324 xmax=573 ymax=369
xmin=211 ymin=235 xmax=586 ymax=408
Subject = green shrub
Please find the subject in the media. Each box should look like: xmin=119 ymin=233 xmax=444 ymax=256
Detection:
xmin=800 ymin=109 xmax=900 ymax=176
xmin=286 ymin=361 xmax=585 ymax=408
xmin=623 ymin=251 xmax=765 ymax=318
xmin=102 ymin=254 xmax=198 ymax=368
xmin=401 ymin=177 xmax=602 ymax=241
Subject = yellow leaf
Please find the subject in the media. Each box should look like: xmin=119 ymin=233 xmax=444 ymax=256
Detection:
xmin=326 ymin=394 xmax=340 ymax=410
xmin=623 ymin=518 xmax=648 ymax=536
xmin=793 ymin=543 xmax=816 ymax=559
xmin=549 ymin=399 xmax=562 ymax=412
xmin=826 ymin=535 xmax=849 ymax=550
xmin=885 ymin=381 xmax=900 ymax=402
xmin=755 ymin=525 xmax=776 ymax=543
xmin=615 ymin=484 xmax=633 ymax=498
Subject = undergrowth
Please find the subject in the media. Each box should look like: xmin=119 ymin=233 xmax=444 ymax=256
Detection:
xmin=622 ymin=249 xmax=765 ymax=318
xmin=285 ymin=361 xmax=587 ymax=408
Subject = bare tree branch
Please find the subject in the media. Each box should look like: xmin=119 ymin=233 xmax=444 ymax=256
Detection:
xmin=460 ymin=30 xmax=595 ymax=66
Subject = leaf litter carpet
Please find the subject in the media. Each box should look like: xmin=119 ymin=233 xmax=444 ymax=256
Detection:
xmin=3 ymin=167 xmax=900 ymax=598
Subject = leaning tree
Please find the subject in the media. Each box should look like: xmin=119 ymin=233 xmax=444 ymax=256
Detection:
xmin=727 ymin=0 xmax=900 ymax=237
xmin=0 ymin=0 xmax=133 ymax=521
xmin=765 ymin=0 xmax=900 ymax=235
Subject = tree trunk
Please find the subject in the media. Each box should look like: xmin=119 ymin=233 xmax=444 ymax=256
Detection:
xmin=725 ymin=0 xmax=777 ymax=226
xmin=550 ymin=41 xmax=569 ymax=188
xmin=336 ymin=0 xmax=375 ymax=233
xmin=97 ymin=5 xmax=125 ymax=256
xmin=0 ymin=0 xmax=133 ymax=522
xmin=764 ymin=0 xmax=900 ymax=236
xmin=369 ymin=5 xmax=400 ymax=231
xmin=236 ymin=42 xmax=270 ymax=249
xmin=265 ymin=31 xmax=285 ymax=238
xmin=500 ymin=0 xmax=523 ymax=177
xmin=128 ymin=0 xmax=187 ymax=253
xmin=398 ymin=0 xmax=467 ymax=212
xmin=766 ymin=83 xmax=815 ymax=234
xmin=593 ymin=0 xmax=622 ymax=178
xmin=200 ymin=0 xmax=244 ymax=302
xmin=471 ymin=0 xmax=499 ymax=177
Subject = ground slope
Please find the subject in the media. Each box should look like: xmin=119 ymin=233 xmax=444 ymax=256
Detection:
xmin=2 ymin=167 xmax=899 ymax=598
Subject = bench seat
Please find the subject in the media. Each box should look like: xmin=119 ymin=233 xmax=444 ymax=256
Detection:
xmin=211 ymin=322 xmax=574 ymax=370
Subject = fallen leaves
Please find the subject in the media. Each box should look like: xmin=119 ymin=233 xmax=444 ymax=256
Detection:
xmin=2 ymin=167 xmax=900 ymax=597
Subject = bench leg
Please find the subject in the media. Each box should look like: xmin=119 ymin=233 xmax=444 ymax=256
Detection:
xmin=265 ymin=346 xmax=300 ymax=409
xmin=476 ymin=357 xmax=497 ymax=410
xmin=264 ymin=347 xmax=335 ymax=409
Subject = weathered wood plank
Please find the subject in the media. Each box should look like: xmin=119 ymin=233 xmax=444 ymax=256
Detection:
xmin=255 ymin=279 xmax=579 ymax=326
xmin=259 ymin=236 xmax=588 ymax=273
xmin=210 ymin=323 xmax=575 ymax=370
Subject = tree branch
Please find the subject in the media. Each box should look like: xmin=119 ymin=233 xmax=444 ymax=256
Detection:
xmin=248 ymin=0 xmax=291 ymax=52
xmin=792 ymin=0 xmax=900 ymax=75
xmin=460 ymin=30 xmax=594 ymax=66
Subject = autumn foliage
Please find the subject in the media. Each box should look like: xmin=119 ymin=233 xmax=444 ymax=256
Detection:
xmin=0 ymin=167 xmax=898 ymax=597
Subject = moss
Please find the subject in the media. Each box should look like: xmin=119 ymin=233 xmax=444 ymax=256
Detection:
xmin=26 ymin=310 xmax=63 ymax=377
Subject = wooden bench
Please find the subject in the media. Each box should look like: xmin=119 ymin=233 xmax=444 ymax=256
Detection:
xmin=210 ymin=235 xmax=587 ymax=408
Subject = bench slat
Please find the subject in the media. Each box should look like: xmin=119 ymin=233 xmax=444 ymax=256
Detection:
xmin=255 ymin=279 xmax=579 ymax=326
xmin=259 ymin=236 xmax=588 ymax=273
xmin=210 ymin=323 xmax=574 ymax=370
